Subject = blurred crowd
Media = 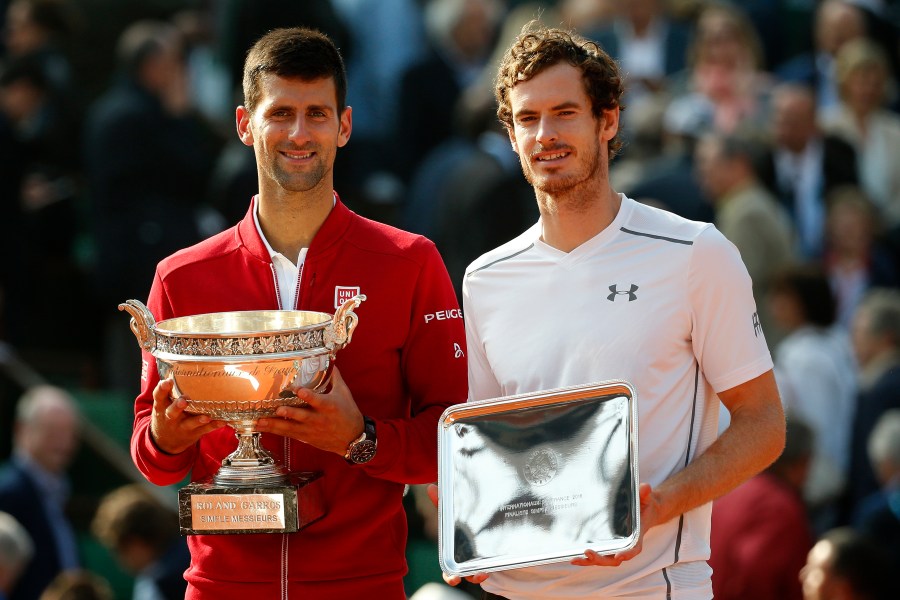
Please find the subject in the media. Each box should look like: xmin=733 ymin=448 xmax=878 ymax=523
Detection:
xmin=0 ymin=0 xmax=898 ymax=599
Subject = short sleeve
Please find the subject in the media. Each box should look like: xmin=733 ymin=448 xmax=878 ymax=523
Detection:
xmin=689 ymin=226 xmax=774 ymax=393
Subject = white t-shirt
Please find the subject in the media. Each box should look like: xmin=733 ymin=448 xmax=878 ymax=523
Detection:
xmin=462 ymin=195 xmax=773 ymax=599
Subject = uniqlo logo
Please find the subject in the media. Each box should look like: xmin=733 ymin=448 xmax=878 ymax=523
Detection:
xmin=334 ymin=286 xmax=361 ymax=309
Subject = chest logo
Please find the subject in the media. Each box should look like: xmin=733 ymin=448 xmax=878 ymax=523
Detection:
xmin=608 ymin=284 xmax=639 ymax=302
xmin=334 ymin=286 xmax=361 ymax=309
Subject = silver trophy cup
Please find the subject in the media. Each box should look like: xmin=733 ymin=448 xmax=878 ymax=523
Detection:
xmin=119 ymin=296 xmax=365 ymax=535
xmin=119 ymin=295 xmax=365 ymax=486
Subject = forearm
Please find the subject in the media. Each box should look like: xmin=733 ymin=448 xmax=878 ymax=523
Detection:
xmin=652 ymin=373 xmax=785 ymax=527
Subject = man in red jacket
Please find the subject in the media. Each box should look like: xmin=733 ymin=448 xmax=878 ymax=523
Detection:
xmin=129 ymin=27 xmax=467 ymax=598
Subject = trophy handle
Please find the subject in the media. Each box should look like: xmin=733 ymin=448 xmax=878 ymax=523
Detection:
xmin=325 ymin=294 xmax=366 ymax=351
xmin=117 ymin=299 xmax=157 ymax=353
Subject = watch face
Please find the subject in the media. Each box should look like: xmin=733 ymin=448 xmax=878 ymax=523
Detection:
xmin=349 ymin=440 xmax=377 ymax=464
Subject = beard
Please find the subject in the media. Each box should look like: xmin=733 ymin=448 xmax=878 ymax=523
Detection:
xmin=266 ymin=143 xmax=330 ymax=193
xmin=519 ymin=139 xmax=604 ymax=205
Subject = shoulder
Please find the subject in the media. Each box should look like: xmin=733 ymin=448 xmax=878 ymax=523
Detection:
xmin=619 ymin=199 xmax=714 ymax=248
xmin=0 ymin=463 xmax=33 ymax=500
xmin=343 ymin=212 xmax=439 ymax=266
xmin=156 ymin=225 xmax=243 ymax=278
xmin=465 ymin=221 xmax=540 ymax=278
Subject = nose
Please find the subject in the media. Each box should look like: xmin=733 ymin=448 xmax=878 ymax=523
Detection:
xmin=535 ymin=115 xmax=558 ymax=146
xmin=288 ymin=116 xmax=312 ymax=144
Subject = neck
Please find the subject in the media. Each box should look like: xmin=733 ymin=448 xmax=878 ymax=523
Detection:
xmin=537 ymin=185 xmax=621 ymax=252
xmin=257 ymin=186 xmax=334 ymax=261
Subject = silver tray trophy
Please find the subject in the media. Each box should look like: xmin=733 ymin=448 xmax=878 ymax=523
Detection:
xmin=438 ymin=381 xmax=639 ymax=576
xmin=119 ymin=295 xmax=365 ymax=535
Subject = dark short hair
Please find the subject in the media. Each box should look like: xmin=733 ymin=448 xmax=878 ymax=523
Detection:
xmin=820 ymin=528 xmax=894 ymax=599
xmin=116 ymin=20 xmax=181 ymax=78
xmin=774 ymin=415 xmax=814 ymax=467
xmin=857 ymin=288 xmax=900 ymax=348
xmin=770 ymin=264 xmax=836 ymax=327
xmin=91 ymin=484 xmax=178 ymax=554
xmin=494 ymin=22 xmax=625 ymax=160
xmin=242 ymin=27 xmax=347 ymax=114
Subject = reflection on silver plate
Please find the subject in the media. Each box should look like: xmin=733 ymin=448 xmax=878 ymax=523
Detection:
xmin=437 ymin=381 xmax=640 ymax=576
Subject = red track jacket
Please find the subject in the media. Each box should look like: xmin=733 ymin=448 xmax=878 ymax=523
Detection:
xmin=130 ymin=197 xmax=467 ymax=598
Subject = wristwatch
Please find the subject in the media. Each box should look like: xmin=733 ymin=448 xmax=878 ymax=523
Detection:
xmin=344 ymin=416 xmax=377 ymax=464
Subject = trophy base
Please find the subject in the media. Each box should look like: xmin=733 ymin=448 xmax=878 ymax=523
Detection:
xmin=177 ymin=472 xmax=325 ymax=535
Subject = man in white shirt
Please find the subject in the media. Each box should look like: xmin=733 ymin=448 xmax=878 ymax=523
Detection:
xmin=448 ymin=23 xmax=786 ymax=600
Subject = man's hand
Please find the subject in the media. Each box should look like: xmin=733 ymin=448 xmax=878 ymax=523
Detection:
xmin=571 ymin=483 xmax=657 ymax=567
xmin=426 ymin=484 xmax=490 ymax=587
xmin=150 ymin=377 xmax=226 ymax=454
xmin=255 ymin=366 xmax=364 ymax=456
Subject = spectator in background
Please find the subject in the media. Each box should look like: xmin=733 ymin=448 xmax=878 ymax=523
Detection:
xmin=2 ymin=0 xmax=77 ymax=96
xmin=851 ymin=408 xmax=900 ymax=567
xmin=799 ymin=527 xmax=895 ymax=599
xmin=619 ymin=92 xmax=714 ymax=223
xmin=823 ymin=186 xmax=898 ymax=329
xmin=585 ymin=0 xmax=692 ymax=118
xmin=759 ymin=83 xmax=859 ymax=259
xmin=0 ymin=386 xmax=80 ymax=600
xmin=37 ymin=571 xmax=111 ymax=600
xmin=0 ymin=54 xmax=90 ymax=359
xmin=710 ymin=417 xmax=815 ymax=600
xmin=666 ymin=2 xmax=773 ymax=135
xmin=91 ymin=484 xmax=189 ymax=600
xmin=331 ymin=0 xmax=427 ymax=214
xmin=694 ymin=130 xmax=795 ymax=342
xmin=822 ymin=38 xmax=900 ymax=228
xmin=768 ymin=264 xmax=857 ymax=530
xmin=393 ymin=0 xmax=502 ymax=183
xmin=843 ymin=288 xmax=900 ymax=524
xmin=776 ymin=0 xmax=868 ymax=117
xmin=0 ymin=512 xmax=32 ymax=600
xmin=83 ymin=19 xmax=222 ymax=392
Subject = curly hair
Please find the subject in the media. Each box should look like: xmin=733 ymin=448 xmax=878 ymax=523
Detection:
xmin=494 ymin=22 xmax=625 ymax=159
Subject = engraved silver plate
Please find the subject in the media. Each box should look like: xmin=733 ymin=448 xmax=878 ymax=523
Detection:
xmin=437 ymin=381 xmax=640 ymax=576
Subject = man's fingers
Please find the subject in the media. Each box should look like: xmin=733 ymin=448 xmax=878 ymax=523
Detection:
xmin=152 ymin=378 xmax=175 ymax=407
xmin=164 ymin=396 xmax=189 ymax=419
xmin=427 ymin=483 xmax=439 ymax=507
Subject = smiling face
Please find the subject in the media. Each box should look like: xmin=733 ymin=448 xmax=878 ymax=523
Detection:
xmin=507 ymin=62 xmax=618 ymax=202
xmin=236 ymin=73 xmax=351 ymax=197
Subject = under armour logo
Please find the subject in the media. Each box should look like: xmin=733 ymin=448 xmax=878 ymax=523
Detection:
xmin=454 ymin=343 xmax=465 ymax=358
xmin=752 ymin=312 xmax=761 ymax=337
xmin=608 ymin=284 xmax=639 ymax=302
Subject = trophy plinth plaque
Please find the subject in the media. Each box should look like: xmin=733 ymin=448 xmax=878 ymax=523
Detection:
xmin=177 ymin=472 xmax=324 ymax=535
xmin=119 ymin=295 xmax=365 ymax=535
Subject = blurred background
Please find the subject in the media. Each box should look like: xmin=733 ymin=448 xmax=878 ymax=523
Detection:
xmin=0 ymin=1 xmax=899 ymax=599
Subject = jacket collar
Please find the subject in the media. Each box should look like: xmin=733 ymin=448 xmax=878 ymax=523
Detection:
xmin=236 ymin=193 xmax=354 ymax=263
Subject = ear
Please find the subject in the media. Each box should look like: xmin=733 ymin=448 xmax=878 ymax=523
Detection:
xmin=337 ymin=106 xmax=352 ymax=148
xmin=507 ymin=126 xmax=519 ymax=155
xmin=599 ymin=107 xmax=620 ymax=143
xmin=236 ymin=106 xmax=254 ymax=147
